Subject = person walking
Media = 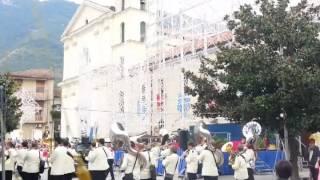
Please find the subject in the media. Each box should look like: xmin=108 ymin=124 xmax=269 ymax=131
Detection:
xmin=231 ymin=145 xmax=248 ymax=180
xmin=87 ymin=140 xmax=109 ymax=180
xmin=16 ymin=141 xmax=28 ymax=179
xmin=162 ymin=146 xmax=179 ymax=180
xmin=105 ymin=138 xmax=115 ymax=180
xmin=49 ymin=139 xmax=75 ymax=180
xmin=308 ymin=138 xmax=320 ymax=180
xmin=198 ymin=143 xmax=219 ymax=180
xmin=22 ymin=142 xmax=41 ymax=180
xmin=121 ymin=142 xmax=142 ymax=180
xmin=185 ymin=142 xmax=198 ymax=180
xmin=3 ymin=141 xmax=17 ymax=180
xmin=243 ymin=143 xmax=256 ymax=180
xmin=140 ymin=143 xmax=156 ymax=180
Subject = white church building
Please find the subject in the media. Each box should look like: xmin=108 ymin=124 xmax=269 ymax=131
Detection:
xmin=59 ymin=0 xmax=232 ymax=139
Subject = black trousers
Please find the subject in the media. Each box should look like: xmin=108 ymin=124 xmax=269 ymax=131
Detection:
xmin=187 ymin=173 xmax=197 ymax=180
xmin=23 ymin=172 xmax=39 ymax=180
xmin=247 ymin=168 xmax=254 ymax=180
xmin=90 ymin=170 xmax=107 ymax=180
xmin=50 ymin=174 xmax=73 ymax=180
xmin=106 ymin=159 xmax=115 ymax=180
xmin=203 ymin=176 xmax=218 ymax=180
xmin=310 ymin=166 xmax=319 ymax=180
xmin=0 ymin=171 xmax=13 ymax=180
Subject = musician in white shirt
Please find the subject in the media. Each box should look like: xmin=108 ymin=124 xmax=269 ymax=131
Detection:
xmin=23 ymin=142 xmax=40 ymax=180
xmin=140 ymin=144 xmax=156 ymax=180
xmin=232 ymin=145 xmax=249 ymax=180
xmin=16 ymin=141 xmax=28 ymax=179
xmin=0 ymin=142 xmax=17 ymax=180
xmin=162 ymin=146 xmax=179 ymax=180
xmin=87 ymin=141 xmax=109 ymax=180
xmin=49 ymin=139 xmax=75 ymax=180
xmin=121 ymin=151 xmax=142 ymax=180
xmin=198 ymin=145 xmax=219 ymax=180
xmin=185 ymin=142 xmax=198 ymax=180
xmin=243 ymin=144 xmax=256 ymax=180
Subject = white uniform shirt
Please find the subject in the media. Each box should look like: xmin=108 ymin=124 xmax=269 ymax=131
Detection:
xmin=243 ymin=149 xmax=256 ymax=169
xmin=198 ymin=149 xmax=219 ymax=177
xmin=16 ymin=148 xmax=28 ymax=167
xmin=0 ymin=148 xmax=17 ymax=171
xmin=232 ymin=153 xmax=249 ymax=180
xmin=162 ymin=153 xmax=179 ymax=175
xmin=104 ymin=146 xmax=114 ymax=160
xmin=140 ymin=151 xmax=156 ymax=179
xmin=22 ymin=149 xmax=40 ymax=173
xmin=50 ymin=146 xmax=75 ymax=175
xmin=185 ymin=149 xmax=198 ymax=174
xmin=87 ymin=146 xmax=109 ymax=171
xmin=120 ymin=153 xmax=141 ymax=179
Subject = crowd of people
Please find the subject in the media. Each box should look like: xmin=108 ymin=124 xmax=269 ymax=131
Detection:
xmin=2 ymin=136 xmax=320 ymax=180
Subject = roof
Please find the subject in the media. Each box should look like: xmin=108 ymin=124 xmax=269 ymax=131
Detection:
xmin=9 ymin=69 xmax=54 ymax=80
xmin=61 ymin=0 xmax=114 ymax=39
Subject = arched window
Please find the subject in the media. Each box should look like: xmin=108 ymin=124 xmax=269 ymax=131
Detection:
xmin=121 ymin=22 xmax=125 ymax=43
xmin=140 ymin=0 xmax=145 ymax=10
xmin=140 ymin=21 xmax=146 ymax=42
xmin=121 ymin=0 xmax=125 ymax=11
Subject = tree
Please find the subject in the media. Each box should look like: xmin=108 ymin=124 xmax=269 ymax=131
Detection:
xmin=0 ymin=75 xmax=22 ymax=132
xmin=185 ymin=0 xmax=320 ymax=179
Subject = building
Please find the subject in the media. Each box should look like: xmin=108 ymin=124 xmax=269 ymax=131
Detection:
xmin=9 ymin=69 xmax=54 ymax=139
xmin=59 ymin=0 xmax=232 ymax=140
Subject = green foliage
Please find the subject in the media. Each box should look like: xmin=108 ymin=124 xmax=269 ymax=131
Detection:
xmin=0 ymin=75 xmax=22 ymax=132
xmin=0 ymin=0 xmax=77 ymax=81
xmin=185 ymin=0 xmax=320 ymax=135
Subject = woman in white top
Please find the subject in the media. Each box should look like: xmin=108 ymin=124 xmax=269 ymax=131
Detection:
xmin=140 ymin=144 xmax=156 ymax=180
xmin=87 ymin=141 xmax=109 ymax=180
xmin=23 ymin=142 xmax=40 ymax=180
xmin=162 ymin=146 xmax=179 ymax=180
xmin=185 ymin=142 xmax=198 ymax=180
xmin=243 ymin=144 xmax=256 ymax=180
xmin=232 ymin=145 xmax=248 ymax=180
xmin=198 ymin=146 xmax=219 ymax=180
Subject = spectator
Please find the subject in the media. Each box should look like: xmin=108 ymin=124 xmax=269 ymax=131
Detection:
xmin=275 ymin=160 xmax=292 ymax=180
xmin=308 ymin=138 xmax=320 ymax=180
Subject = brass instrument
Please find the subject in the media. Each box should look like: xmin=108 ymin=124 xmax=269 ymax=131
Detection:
xmin=195 ymin=121 xmax=225 ymax=167
xmin=74 ymin=155 xmax=91 ymax=180
xmin=228 ymin=152 xmax=237 ymax=165
xmin=110 ymin=122 xmax=147 ymax=169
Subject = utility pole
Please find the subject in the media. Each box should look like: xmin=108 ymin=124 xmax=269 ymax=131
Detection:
xmin=0 ymin=85 xmax=6 ymax=180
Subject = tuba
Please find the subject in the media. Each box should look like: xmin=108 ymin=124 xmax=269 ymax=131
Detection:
xmin=110 ymin=122 xmax=147 ymax=169
xmin=195 ymin=121 xmax=224 ymax=167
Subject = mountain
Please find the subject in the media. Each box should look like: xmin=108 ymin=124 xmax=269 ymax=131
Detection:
xmin=0 ymin=0 xmax=78 ymax=81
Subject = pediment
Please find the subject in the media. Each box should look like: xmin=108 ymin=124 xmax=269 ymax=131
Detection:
xmin=61 ymin=0 xmax=112 ymax=39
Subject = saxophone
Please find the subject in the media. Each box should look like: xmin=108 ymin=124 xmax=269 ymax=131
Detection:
xmin=74 ymin=155 xmax=92 ymax=180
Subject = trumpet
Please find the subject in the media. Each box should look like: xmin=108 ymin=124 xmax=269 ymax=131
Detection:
xmin=228 ymin=152 xmax=237 ymax=165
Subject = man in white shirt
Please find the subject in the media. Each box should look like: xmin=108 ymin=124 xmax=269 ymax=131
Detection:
xmin=162 ymin=146 xmax=179 ymax=180
xmin=16 ymin=141 xmax=28 ymax=179
xmin=185 ymin=142 xmax=198 ymax=180
xmin=232 ymin=145 xmax=248 ymax=180
xmin=198 ymin=145 xmax=219 ymax=180
xmin=87 ymin=140 xmax=109 ymax=180
xmin=49 ymin=139 xmax=75 ymax=180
